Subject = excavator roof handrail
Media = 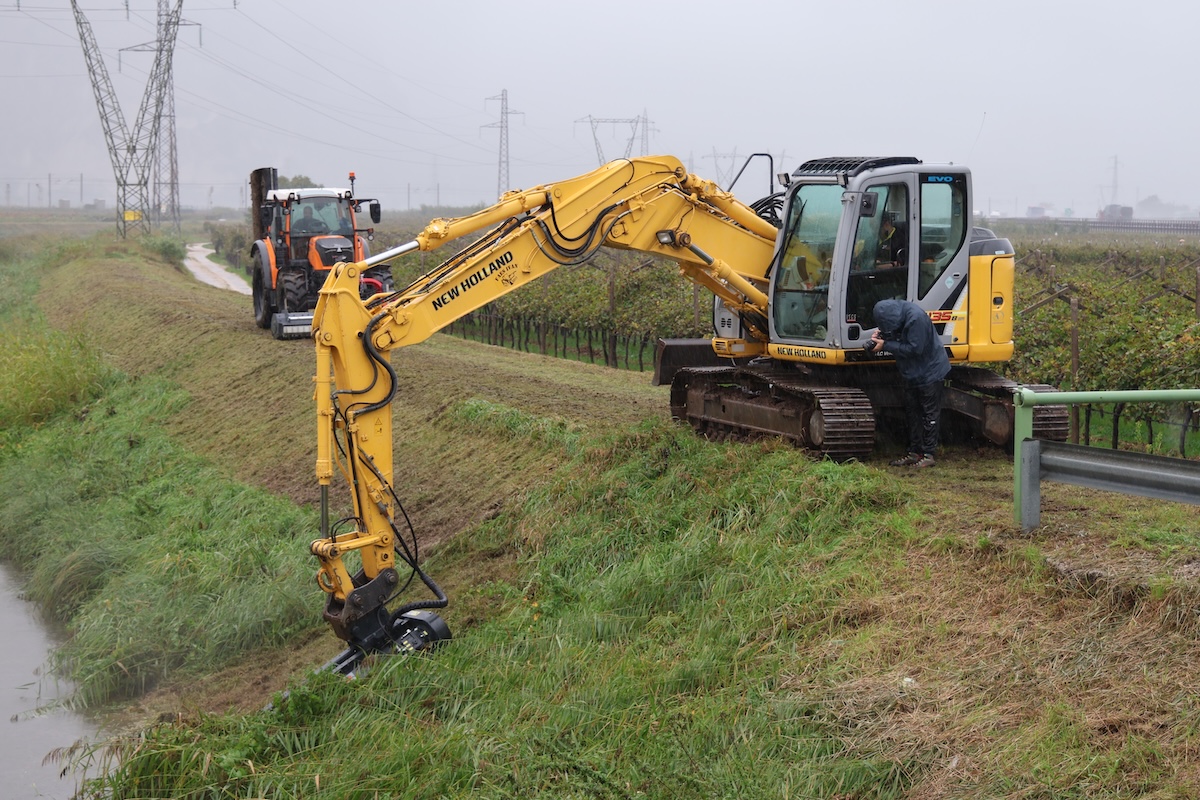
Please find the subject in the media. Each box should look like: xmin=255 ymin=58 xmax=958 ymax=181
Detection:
xmin=792 ymin=156 xmax=922 ymax=178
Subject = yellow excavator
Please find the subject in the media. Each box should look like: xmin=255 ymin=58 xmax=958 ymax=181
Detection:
xmin=308 ymin=155 xmax=1066 ymax=670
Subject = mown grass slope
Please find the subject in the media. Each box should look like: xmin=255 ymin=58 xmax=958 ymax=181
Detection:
xmin=37 ymin=237 xmax=664 ymax=547
xmin=7 ymin=234 xmax=1200 ymax=798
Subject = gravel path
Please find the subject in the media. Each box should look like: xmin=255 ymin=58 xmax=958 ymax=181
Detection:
xmin=185 ymin=242 xmax=251 ymax=295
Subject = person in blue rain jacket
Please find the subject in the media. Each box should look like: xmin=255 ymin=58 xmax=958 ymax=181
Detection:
xmin=868 ymin=299 xmax=950 ymax=467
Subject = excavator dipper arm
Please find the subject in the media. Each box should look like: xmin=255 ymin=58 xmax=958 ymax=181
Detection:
xmin=308 ymin=156 xmax=778 ymax=669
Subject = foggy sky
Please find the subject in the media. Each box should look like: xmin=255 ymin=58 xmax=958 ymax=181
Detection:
xmin=2 ymin=0 xmax=1195 ymax=218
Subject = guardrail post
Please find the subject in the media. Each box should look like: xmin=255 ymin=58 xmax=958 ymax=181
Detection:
xmin=1012 ymin=392 xmax=1035 ymax=524
xmin=1019 ymin=439 xmax=1042 ymax=532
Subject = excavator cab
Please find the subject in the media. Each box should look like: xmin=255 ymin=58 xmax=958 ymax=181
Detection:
xmin=766 ymin=157 xmax=972 ymax=355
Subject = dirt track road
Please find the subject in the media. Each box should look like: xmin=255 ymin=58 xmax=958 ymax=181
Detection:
xmin=185 ymin=242 xmax=251 ymax=295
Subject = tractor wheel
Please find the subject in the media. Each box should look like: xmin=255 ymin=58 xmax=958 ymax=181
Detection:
xmin=362 ymin=267 xmax=396 ymax=292
xmin=370 ymin=266 xmax=395 ymax=293
xmin=252 ymin=253 xmax=274 ymax=329
xmin=278 ymin=270 xmax=309 ymax=313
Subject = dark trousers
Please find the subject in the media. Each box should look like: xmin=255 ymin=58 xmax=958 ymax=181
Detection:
xmin=904 ymin=381 xmax=943 ymax=456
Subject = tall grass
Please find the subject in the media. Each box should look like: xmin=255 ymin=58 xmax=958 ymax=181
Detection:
xmin=0 ymin=237 xmax=322 ymax=706
xmin=0 ymin=374 xmax=322 ymax=706
xmin=71 ymin=420 xmax=927 ymax=798
xmin=450 ymin=397 xmax=584 ymax=454
xmin=141 ymin=233 xmax=187 ymax=265
xmin=0 ymin=238 xmax=113 ymax=431
xmin=0 ymin=318 xmax=112 ymax=430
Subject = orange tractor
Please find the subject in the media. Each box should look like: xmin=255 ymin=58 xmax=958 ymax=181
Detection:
xmin=248 ymin=167 xmax=392 ymax=339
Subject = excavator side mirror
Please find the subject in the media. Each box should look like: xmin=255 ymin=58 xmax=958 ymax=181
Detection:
xmin=259 ymin=207 xmax=273 ymax=232
xmin=370 ymin=202 xmax=381 ymax=224
xmin=857 ymin=192 xmax=878 ymax=217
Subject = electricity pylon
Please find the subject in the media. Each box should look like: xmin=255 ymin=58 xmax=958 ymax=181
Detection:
xmin=72 ymin=0 xmax=183 ymax=237
xmin=122 ymin=0 xmax=192 ymax=233
xmin=704 ymin=148 xmax=741 ymax=187
xmin=577 ymin=115 xmax=642 ymax=166
xmin=483 ymin=89 xmax=523 ymax=199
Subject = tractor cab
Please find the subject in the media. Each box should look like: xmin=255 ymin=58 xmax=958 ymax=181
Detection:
xmin=269 ymin=189 xmax=356 ymax=266
xmin=249 ymin=165 xmax=391 ymax=339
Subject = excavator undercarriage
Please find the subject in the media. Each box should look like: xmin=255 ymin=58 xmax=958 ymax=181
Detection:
xmin=669 ymin=359 xmax=1069 ymax=461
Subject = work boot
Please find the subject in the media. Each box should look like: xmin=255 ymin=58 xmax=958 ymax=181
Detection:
xmin=911 ymin=455 xmax=936 ymax=468
xmin=889 ymin=453 xmax=923 ymax=467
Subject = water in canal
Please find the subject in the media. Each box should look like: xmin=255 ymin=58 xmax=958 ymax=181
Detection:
xmin=0 ymin=563 xmax=96 ymax=799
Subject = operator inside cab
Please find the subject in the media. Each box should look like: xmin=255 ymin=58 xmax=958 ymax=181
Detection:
xmin=335 ymin=206 xmax=353 ymax=235
xmin=875 ymin=211 xmax=907 ymax=268
xmin=292 ymin=203 xmax=329 ymax=235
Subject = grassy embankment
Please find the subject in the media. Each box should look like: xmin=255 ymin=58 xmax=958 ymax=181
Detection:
xmin=0 ymin=235 xmax=321 ymax=706
xmin=2 ymin=232 xmax=1200 ymax=797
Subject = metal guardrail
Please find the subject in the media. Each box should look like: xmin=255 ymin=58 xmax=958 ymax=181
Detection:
xmin=1013 ymin=388 xmax=1200 ymax=531
xmin=1089 ymin=219 xmax=1200 ymax=234
xmin=990 ymin=216 xmax=1200 ymax=235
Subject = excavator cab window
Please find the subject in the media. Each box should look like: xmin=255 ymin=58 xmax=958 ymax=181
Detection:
xmin=846 ymin=183 xmax=910 ymax=330
xmin=771 ymin=183 xmax=842 ymax=340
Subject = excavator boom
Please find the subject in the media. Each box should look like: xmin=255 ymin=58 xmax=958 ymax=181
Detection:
xmin=323 ymin=157 xmax=777 ymax=354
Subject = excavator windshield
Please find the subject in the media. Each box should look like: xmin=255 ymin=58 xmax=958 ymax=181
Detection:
xmin=771 ymin=183 xmax=842 ymax=340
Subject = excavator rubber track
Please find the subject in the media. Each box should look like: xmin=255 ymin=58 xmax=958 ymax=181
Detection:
xmin=669 ymin=366 xmax=876 ymax=461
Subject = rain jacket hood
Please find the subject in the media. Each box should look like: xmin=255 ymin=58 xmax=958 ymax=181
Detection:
xmin=873 ymin=299 xmax=951 ymax=385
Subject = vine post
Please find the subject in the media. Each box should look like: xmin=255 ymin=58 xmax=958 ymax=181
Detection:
xmin=1070 ymin=296 xmax=1080 ymax=443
